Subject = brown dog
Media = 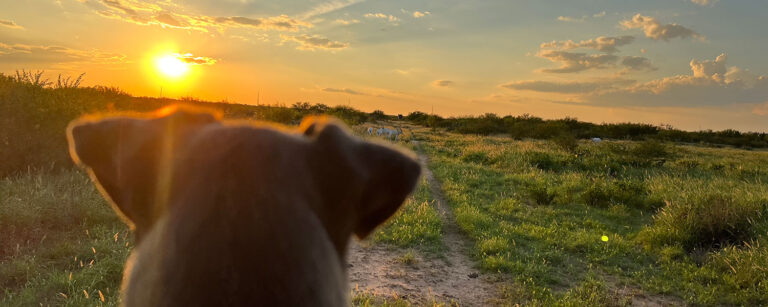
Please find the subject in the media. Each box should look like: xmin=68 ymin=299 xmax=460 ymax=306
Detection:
xmin=67 ymin=105 xmax=421 ymax=306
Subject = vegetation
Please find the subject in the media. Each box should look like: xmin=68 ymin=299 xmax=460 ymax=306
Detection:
xmin=0 ymin=71 xmax=382 ymax=177
xmin=0 ymin=170 xmax=129 ymax=306
xmin=374 ymin=177 xmax=444 ymax=254
xmin=421 ymin=130 xmax=768 ymax=305
xmin=406 ymin=111 xmax=768 ymax=149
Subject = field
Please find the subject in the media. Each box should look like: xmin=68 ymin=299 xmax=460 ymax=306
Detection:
xmin=2 ymin=75 xmax=768 ymax=306
xmin=418 ymin=128 xmax=768 ymax=305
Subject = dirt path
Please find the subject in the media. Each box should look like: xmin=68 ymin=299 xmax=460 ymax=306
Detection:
xmin=346 ymin=140 xmax=503 ymax=306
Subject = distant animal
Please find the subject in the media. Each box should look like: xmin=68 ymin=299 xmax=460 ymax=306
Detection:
xmin=378 ymin=128 xmax=401 ymax=140
xmin=592 ymin=137 xmax=602 ymax=143
xmin=376 ymin=128 xmax=384 ymax=136
xmin=67 ymin=105 xmax=421 ymax=307
xmin=367 ymin=127 xmax=374 ymax=135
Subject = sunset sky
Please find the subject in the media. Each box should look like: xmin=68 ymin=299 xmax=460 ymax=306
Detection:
xmin=2 ymin=0 xmax=767 ymax=131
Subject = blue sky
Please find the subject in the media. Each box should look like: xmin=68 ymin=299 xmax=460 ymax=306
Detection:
xmin=1 ymin=0 xmax=767 ymax=131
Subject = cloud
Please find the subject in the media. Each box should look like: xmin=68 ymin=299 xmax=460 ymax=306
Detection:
xmin=621 ymin=56 xmax=656 ymax=71
xmin=280 ymin=34 xmax=349 ymax=51
xmin=154 ymin=13 xmax=186 ymax=28
xmin=175 ymin=53 xmax=216 ymax=65
xmin=412 ymin=11 xmax=431 ymax=18
xmin=690 ymin=53 xmax=726 ymax=77
xmin=585 ymin=53 xmax=768 ymax=107
xmin=620 ymin=14 xmax=703 ymax=41
xmin=298 ymin=0 xmax=366 ymax=19
xmin=432 ymin=80 xmax=454 ymax=87
xmin=78 ymin=1 xmax=313 ymax=33
xmin=102 ymin=0 xmax=139 ymax=16
xmin=0 ymin=19 xmax=23 ymax=30
xmin=364 ymin=13 xmax=399 ymax=22
xmin=753 ymin=102 xmax=768 ymax=116
xmin=215 ymin=15 xmax=312 ymax=31
xmin=557 ymin=11 xmax=607 ymax=23
xmin=557 ymin=16 xmax=583 ymax=23
xmin=537 ymin=50 xmax=618 ymax=73
xmin=333 ymin=19 xmax=360 ymax=25
xmin=0 ymin=42 xmax=126 ymax=66
xmin=322 ymin=87 xmax=367 ymax=95
xmin=691 ymin=0 xmax=718 ymax=6
xmin=500 ymin=79 xmax=634 ymax=93
xmin=540 ymin=36 xmax=635 ymax=53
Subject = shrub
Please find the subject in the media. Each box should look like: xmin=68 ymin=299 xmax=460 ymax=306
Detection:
xmin=257 ymin=105 xmax=297 ymax=124
xmin=580 ymin=181 xmax=612 ymax=208
xmin=525 ymin=179 xmax=557 ymax=205
xmin=552 ymin=133 xmax=579 ymax=153
xmin=527 ymin=151 xmax=568 ymax=172
xmin=640 ymin=192 xmax=766 ymax=251
xmin=628 ymin=139 xmax=673 ymax=166
xmin=369 ymin=110 xmax=386 ymax=121
xmin=579 ymin=179 xmax=663 ymax=210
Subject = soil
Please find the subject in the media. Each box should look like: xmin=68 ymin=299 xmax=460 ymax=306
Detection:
xmin=346 ymin=141 xmax=504 ymax=306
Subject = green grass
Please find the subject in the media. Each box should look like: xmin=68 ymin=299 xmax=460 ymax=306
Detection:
xmin=418 ymin=129 xmax=768 ymax=305
xmin=0 ymin=169 xmax=130 ymax=306
xmin=373 ymin=176 xmax=443 ymax=254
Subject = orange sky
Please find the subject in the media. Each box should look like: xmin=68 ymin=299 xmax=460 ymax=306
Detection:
xmin=1 ymin=0 xmax=767 ymax=131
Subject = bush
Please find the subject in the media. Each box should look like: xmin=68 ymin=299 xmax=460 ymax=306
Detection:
xmin=369 ymin=110 xmax=386 ymax=121
xmin=257 ymin=105 xmax=298 ymax=124
xmin=640 ymin=192 xmax=767 ymax=251
xmin=631 ymin=139 xmax=672 ymax=159
xmin=527 ymin=151 xmax=569 ymax=172
xmin=579 ymin=179 xmax=662 ymax=210
xmin=552 ymin=133 xmax=578 ymax=153
xmin=525 ymin=179 xmax=557 ymax=205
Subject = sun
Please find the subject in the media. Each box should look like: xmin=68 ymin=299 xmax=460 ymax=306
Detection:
xmin=155 ymin=54 xmax=189 ymax=78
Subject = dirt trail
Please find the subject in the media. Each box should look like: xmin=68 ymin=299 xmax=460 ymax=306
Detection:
xmin=346 ymin=140 xmax=502 ymax=306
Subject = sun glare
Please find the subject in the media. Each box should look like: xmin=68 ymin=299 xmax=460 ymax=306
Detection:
xmin=156 ymin=54 xmax=189 ymax=78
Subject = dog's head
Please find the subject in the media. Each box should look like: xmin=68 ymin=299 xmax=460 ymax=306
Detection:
xmin=67 ymin=106 xmax=420 ymax=250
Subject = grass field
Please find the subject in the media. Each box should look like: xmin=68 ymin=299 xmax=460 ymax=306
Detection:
xmin=418 ymin=128 xmax=768 ymax=305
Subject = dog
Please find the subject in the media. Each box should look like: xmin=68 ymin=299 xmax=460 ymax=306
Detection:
xmin=67 ymin=105 xmax=421 ymax=306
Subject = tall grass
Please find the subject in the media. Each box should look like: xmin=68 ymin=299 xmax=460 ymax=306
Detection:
xmin=0 ymin=169 xmax=129 ymax=305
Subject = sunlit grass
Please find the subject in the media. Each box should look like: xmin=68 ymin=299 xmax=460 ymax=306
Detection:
xmin=0 ymin=169 xmax=130 ymax=306
xmin=373 ymin=176 xmax=443 ymax=254
xmin=419 ymin=128 xmax=768 ymax=305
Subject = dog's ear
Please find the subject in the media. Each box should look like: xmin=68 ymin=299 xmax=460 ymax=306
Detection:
xmin=302 ymin=117 xmax=421 ymax=240
xmin=67 ymin=106 xmax=217 ymax=240
xmin=353 ymin=141 xmax=421 ymax=238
